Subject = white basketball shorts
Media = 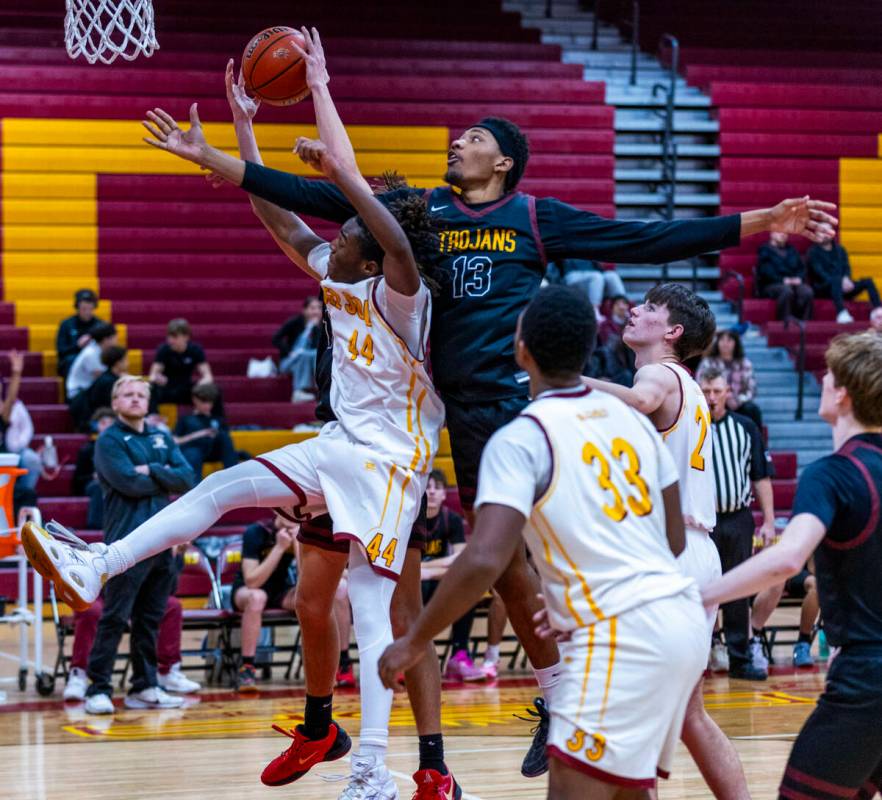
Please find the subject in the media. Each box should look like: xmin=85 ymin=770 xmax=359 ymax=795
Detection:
xmin=677 ymin=526 xmax=723 ymax=639
xmin=255 ymin=421 xmax=427 ymax=580
xmin=547 ymin=589 xmax=707 ymax=787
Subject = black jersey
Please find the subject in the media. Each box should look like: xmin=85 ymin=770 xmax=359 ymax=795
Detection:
xmin=792 ymin=433 xmax=882 ymax=647
xmin=424 ymin=186 xmax=545 ymax=401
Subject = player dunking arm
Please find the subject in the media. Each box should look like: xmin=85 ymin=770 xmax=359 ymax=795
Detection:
xmin=129 ymin=54 xmax=837 ymax=776
xmin=219 ymin=30 xmax=461 ymax=799
xmin=378 ymin=285 xmax=709 ymax=800
xmin=22 ymin=100 xmax=446 ymax=799
xmin=703 ymin=332 xmax=882 ymax=800
xmin=583 ymin=283 xmax=751 ymax=800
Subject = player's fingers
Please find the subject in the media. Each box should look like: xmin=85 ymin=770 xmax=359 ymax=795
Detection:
xmin=141 ymin=120 xmax=165 ymax=141
xmin=142 ymin=136 xmax=166 ymax=150
xmin=809 ymin=209 xmax=839 ymax=226
xmin=145 ymin=109 xmax=171 ymax=134
xmin=807 ymin=199 xmax=837 ymax=211
xmin=312 ymin=27 xmax=324 ymax=55
xmin=189 ymin=102 xmax=202 ymax=127
xmin=290 ymin=42 xmax=307 ymax=61
xmin=300 ymin=25 xmax=312 ymax=48
xmin=152 ymin=107 xmax=177 ymax=130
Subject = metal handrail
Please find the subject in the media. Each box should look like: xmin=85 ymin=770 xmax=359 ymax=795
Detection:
xmin=784 ymin=316 xmax=807 ymax=421
xmin=591 ymin=0 xmax=600 ymax=50
xmin=722 ymin=270 xmax=746 ymax=325
xmin=629 ymin=0 xmax=639 ymax=85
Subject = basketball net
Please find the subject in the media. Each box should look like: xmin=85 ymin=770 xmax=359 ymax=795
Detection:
xmin=64 ymin=0 xmax=158 ymax=65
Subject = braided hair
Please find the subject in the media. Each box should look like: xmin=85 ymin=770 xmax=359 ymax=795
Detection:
xmin=352 ymin=194 xmax=442 ymax=295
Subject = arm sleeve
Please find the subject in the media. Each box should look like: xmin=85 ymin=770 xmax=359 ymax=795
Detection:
xmin=374 ymin=281 xmax=430 ymax=356
xmin=474 ymin=417 xmax=551 ymax=518
xmin=241 ymin=163 xmax=356 ymax=222
xmin=148 ymin=436 xmax=196 ymax=494
xmin=537 ymin=198 xmax=741 ymax=263
xmin=94 ymin=434 xmax=161 ymax=497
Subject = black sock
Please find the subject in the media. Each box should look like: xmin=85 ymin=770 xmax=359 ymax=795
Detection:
xmin=798 ymin=632 xmax=812 ymax=644
xmin=241 ymin=658 xmax=255 ymax=669
xmin=711 ymin=631 xmax=723 ymax=644
xmin=339 ymin=649 xmax=351 ymax=669
xmin=418 ymin=733 xmax=446 ymax=774
xmin=752 ymin=628 xmax=763 ymax=639
xmin=300 ymin=693 xmax=333 ymax=740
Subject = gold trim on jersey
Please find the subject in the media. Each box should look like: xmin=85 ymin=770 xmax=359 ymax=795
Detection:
xmin=529 ymin=518 xmax=586 ymax=627
xmin=393 ymin=473 xmax=413 ymax=535
xmin=377 ymin=465 xmax=398 ymax=530
xmin=598 ymin=617 xmax=617 ymax=727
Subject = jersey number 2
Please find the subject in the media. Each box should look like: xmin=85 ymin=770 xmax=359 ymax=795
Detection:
xmin=452 ymin=255 xmax=493 ymax=298
xmin=690 ymin=406 xmax=711 ymax=471
xmin=582 ymin=438 xmax=653 ymax=523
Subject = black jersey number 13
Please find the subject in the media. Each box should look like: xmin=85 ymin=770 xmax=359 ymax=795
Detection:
xmin=452 ymin=255 xmax=493 ymax=298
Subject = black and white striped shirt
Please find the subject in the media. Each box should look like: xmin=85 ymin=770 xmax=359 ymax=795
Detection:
xmin=710 ymin=412 xmax=772 ymax=513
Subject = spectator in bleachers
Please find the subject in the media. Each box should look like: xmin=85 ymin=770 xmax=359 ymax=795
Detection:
xmin=149 ymin=319 xmax=214 ymax=407
xmin=698 ymin=328 xmax=763 ymax=429
xmin=421 ymin=470 xmax=485 ymax=682
xmin=72 ymin=407 xmax=116 ymax=530
xmin=1 ymin=351 xmax=41 ymax=493
xmin=273 ymin=296 xmax=323 ymax=402
xmin=231 ymin=514 xmax=298 ymax=692
xmin=173 ymin=383 xmax=237 ymax=480
xmin=593 ymin=294 xmax=636 ymax=386
xmin=807 ymin=233 xmax=882 ymax=324
xmin=68 ymin=324 xmax=119 ymax=430
xmin=702 ymin=368 xmax=775 ymax=681
xmin=552 ymin=258 xmax=627 ymax=318
xmin=56 ymin=289 xmax=105 ymax=378
xmin=63 ymin=560 xmax=201 ymax=702
xmin=871 ymin=306 xmax=882 ymax=334
xmin=83 ymin=376 xmax=195 ymax=714
xmin=81 ymin=346 xmax=129 ymax=429
xmin=757 ymin=232 xmax=814 ymax=321
xmin=597 ymin=295 xmax=631 ymax=346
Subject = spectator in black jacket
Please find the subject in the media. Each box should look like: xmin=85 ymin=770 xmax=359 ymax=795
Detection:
xmin=273 ymin=296 xmax=323 ymax=402
xmin=756 ymin=232 xmax=814 ymax=321
xmin=83 ymin=375 xmax=195 ymax=715
xmin=77 ymin=346 xmax=128 ymax=430
xmin=173 ymin=383 xmax=237 ymax=479
xmin=807 ymin=233 xmax=881 ymax=324
xmin=56 ymin=289 xmax=105 ymax=377
xmin=72 ymin=407 xmax=116 ymax=530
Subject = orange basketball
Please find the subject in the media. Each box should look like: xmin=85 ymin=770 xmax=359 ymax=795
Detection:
xmin=242 ymin=26 xmax=310 ymax=106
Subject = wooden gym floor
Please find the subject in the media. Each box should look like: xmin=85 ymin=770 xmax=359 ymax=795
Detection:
xmin=0 ymin=619 xmax=822 ymax=799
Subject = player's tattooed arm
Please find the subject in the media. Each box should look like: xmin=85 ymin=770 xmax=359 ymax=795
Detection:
xmin=584 ymin=363 xmax=673 ymax=418
xmin=378 ymin=503 xmax=526 ymax=687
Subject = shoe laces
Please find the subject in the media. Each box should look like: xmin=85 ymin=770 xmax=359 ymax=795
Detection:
xmin=513 ymin=696 xmax=549 ymax=735
xmin=46 ymin=520 xmax=91 ymax=549
xmin=269 ymin=723 xmax=306 ymax=758
xmin=322 ymin=758 xmax=394 ymax=799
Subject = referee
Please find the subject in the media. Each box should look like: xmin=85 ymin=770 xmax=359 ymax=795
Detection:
xmin=700 ymin=367 xmax=776 ymax=680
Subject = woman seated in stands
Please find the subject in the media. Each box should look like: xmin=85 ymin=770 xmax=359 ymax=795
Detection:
xmin=698 ymin=328 xmax=763 ymax=428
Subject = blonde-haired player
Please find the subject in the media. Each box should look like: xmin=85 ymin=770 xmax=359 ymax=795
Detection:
xmin=584 ymin=282 xmax=749 ymax=800
xmin=22 ymin=106 xmax=444 ymax=797
xmin=379 ymin=285 xmax=708 ymax=798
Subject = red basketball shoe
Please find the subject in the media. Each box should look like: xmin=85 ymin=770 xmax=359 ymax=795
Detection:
xmin=410 ymin=768 xmax=463 ymax=799
xmin=260 ymin=721 xmax=351 ymax=786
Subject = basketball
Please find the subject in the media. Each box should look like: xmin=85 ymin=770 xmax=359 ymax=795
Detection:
xmin=242 ymin=26 xmax=310 ymax=106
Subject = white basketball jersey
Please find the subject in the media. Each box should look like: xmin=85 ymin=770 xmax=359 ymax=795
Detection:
xmin=656 ymin=363 xmax=716 ymax=532
xmin=522 ymin=389 xmax=694 ymax=632
xmin=320 ymin=274 xmax=444 ymax=472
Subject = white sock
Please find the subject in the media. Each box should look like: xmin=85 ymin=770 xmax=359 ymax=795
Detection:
xmin=484 ymin=644 xmax=500 ymax=665
xmin=348 ymin=543 xmax=395 ymax=761
xmin=97 ymin=460 xmax=298 ymax=574
xmin=533 ymin=662 xmax=562 ymax=708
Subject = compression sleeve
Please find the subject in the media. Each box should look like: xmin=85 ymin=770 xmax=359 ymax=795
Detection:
xmin=537 ymin=197 xmax=741 ymax=263
xmin=241 ymin=163 xmax=355 ymax=222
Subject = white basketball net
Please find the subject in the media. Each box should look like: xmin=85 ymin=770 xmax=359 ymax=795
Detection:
xmin=64 ymin=0 xmax=158 ymax=65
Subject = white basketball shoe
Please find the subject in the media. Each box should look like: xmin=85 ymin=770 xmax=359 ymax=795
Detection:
xmin=21 ymin=521 xmax=107 ymax=612
xmin=338 ymin=754 xmax=399 ymax=799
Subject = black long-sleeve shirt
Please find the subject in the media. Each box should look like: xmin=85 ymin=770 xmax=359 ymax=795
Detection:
xmin=807 ymin=243 xmax=852 ymax=291
xmin=94 ymin=419 xmax=195 ymax=544
xmin=241 ymin=164 xmax=741 ymax=400
xmin=55 ymin=315 xmax=104 ymax=376
xmin=756 ymin=243 xmax=805 ymax=294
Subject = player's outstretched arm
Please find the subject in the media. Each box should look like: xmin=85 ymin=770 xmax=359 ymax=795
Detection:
xmin=701 ymin=513 xmax=825 ymax=609
xmin=296 ymin=138 xmax=422 ymax=295
xmin=378 ymin=503 xmax=525 ymax=688
xmin=584 ymin=363 xmax=672 ymax=417
xmin=222 ymin=59 xmax=325 ymax=276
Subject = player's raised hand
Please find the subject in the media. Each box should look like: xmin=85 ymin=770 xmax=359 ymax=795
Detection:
xmin=294 ymin=136 xmax=341 ymax=178
xmin=225 ymin=58 xmax=260 ymax=123
xmin=142 ymin=104 xmax=207 ymax=163
xmin=769 ymin=196 xmax=839 ymax=242
xmin=291 ymin=26 xmax=329 ymax=91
